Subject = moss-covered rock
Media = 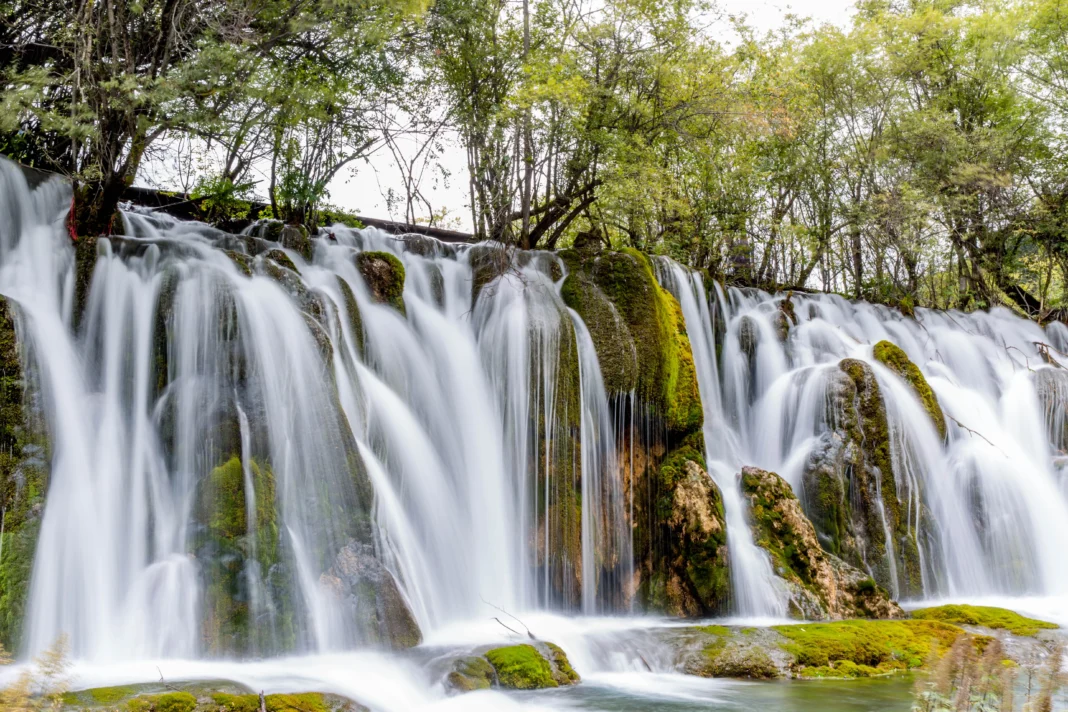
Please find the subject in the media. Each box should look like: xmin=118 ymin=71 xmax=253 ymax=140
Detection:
xmin=773 ymin=619 xmax=964 ymax=674
xmin=774 ymin=293 xmax=798 ymax=342
xmin=641 ymin=438 xmax=731 ymax=617
xmin=800 ymin=360 xmax=923 ymax=599
xmin=910 ymin=604 xmax=1058 ymax=637
xmin=266 ymin=249 xmax=299 ymax=274
xmin=336 ymin=277 xmax=364 ymax=356
xmin=356 ymin=251 xmax=405 ymax=314
xmin=560 ymin=273 xmax=638 ymax=394
xmin=318 ymin=540 xmax=422 ymax=650
xmin=278 ymin=225 xmax=313 ymax=263
xmin=196 ymin=456 xmax=280 ymax=655
xmin=872 ymin=340 xmax=946 ymax=439
xmin=484 ymin=643 xmax=579 ymax=690
xmin=225 ymin=251 xmax=253 ymax=277
xmin=64 ymin=686 xmax=366 ymax=712
xmin=445 ymin=656 xmax=496 ymax=693
xmin=740 ymin=467 xmax=903 ymax=620
xmin=577 ymin=249 xmax=701 ymax=434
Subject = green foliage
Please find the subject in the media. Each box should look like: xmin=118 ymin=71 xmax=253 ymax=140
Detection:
xmin=910 ymin=604 xmax=1059 ymax=637
xmin=484 ymin=644 xmax=558 ymax=690
xmin=192 ymin=176 xmax=254 ymax=226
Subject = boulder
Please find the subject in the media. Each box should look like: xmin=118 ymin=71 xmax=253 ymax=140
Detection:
xmin=641 ymin=443 xmax=730 ymax=617
xmin=319 ymin=540 xmax=422 ymax=650
xmin=356 ymin=251 xmax=406 ymax=314
xmin=741 ymin=466 xmax=903 ymax=620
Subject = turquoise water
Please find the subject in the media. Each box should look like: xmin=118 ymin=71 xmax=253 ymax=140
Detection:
xmin=520 ymin=674 xmax=914 ymax=711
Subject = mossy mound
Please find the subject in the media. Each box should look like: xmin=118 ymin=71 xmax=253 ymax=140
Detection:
xmin=127 ymin=692 xmax=199 ymax=712
xmin=467 ymin=244 xmax=510 ymax=303
xmin=910 ymin=604 xmax=1058 ymax=637
xmin=356 ymin=251 xmax=405 ymax=314
xmin=484 ymin=643 xmax=579 ymax=690
xmin=741 ymin=467 xmax=902 ymax=620
xmin=560 ymin=272 xmax=638 ymax=394
xmin=641 ymin=437 xmax=731 ymax=617
xmin=872 ymin=340 xmax=946 ymax=439
xmin=580 ymin=249 xmax=702 ymax=434
xmin=772 ymin=619 xmax=965 ymax=673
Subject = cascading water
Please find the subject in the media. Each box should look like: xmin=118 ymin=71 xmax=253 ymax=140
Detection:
xmin=3 ymin=155 xmax=1068 ymax=710
xmin=655 ymin=260 xmax=787 ymax=618
xmin=655 ymin=260 xmax=1068 ymax=603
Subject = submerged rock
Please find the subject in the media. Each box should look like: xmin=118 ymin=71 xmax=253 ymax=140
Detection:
xmin=319 ymin=540 xmax=422 ymax=650
xmin=740 ymin=466 xmax=903 ymax=620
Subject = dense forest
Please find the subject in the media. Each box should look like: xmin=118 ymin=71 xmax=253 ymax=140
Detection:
xmin=2 ymin=0 xmax=1068 ymax=315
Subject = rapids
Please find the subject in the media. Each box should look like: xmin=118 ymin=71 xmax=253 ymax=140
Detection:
xmin=2 ymin=156 xmax=1068 ymax=708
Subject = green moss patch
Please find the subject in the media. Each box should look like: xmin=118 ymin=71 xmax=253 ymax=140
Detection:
xmin=127 ymin=692 xmax=198 ymax=712
xmin=772 ymin=619 xmax=964 ymax=672
xmin=485 ymin=644 xmax=559 ymax=690
xmin=872 ymin=340 xmax=946 ymax=439
xmin=909 ymin=604 xmax=1058 ymax=637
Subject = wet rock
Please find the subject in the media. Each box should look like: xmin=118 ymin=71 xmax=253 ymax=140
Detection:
xmin=1035 ymin=367 xmax=1068 ymax=450
xmin=642 ymin=444 xmax=730 ymax=617
xmin=467 ymin=243 xmax=509 ymax=303
xmin=445 ymin=656 xmax=496 ymax=693
xmin=738 ymin=315 xmax=759 ymax=361
xmin=774 ymin=293 xmax=798 ymax=342
xmin=484 ymin=643 xmax=580 ymax=690
xmin=872 ymin=340 xmax=946 ymax=439
xmin=319 ymin=540 xmax=422 ymax=650
xmin=741 ymin=466 xmax=903 ymax=620
xmin=279 ymin=225 xmax=313 ymax=262
xmin=799 ymin=360 xmax=923 ymax=598
xmin=560 ymin=273 xmax=639 ymax=393
xmin=356 ymin=251 xmax=405 ymax=314
xmin=0 ymin=297 xmax=49 ymax=651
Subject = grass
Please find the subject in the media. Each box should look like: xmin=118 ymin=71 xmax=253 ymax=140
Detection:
xmin=909 ymin=604 xmax=1059 ymax=637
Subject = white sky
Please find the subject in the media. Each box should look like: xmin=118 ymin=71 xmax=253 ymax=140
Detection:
xmin=140 ymin=0 xmax=855 ymax=230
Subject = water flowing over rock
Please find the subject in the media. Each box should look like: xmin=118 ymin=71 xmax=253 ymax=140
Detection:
xmin=319 ymin=540 xmax=421 ymax=650
xmin=4 ymin=157 xmax=1068 ymax=679
xmin=741 ymin=467 xmax=903 ymax=619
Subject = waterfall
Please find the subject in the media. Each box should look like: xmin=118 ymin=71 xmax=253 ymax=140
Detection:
xmin=656 ymin=261 xmax=788 ymax=618
xmin=3 ymin=156 xmax=1068 ymax=673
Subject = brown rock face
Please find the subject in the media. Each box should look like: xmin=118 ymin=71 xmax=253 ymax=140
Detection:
xmin=741 ymin=466 xmax=903 ymax=620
